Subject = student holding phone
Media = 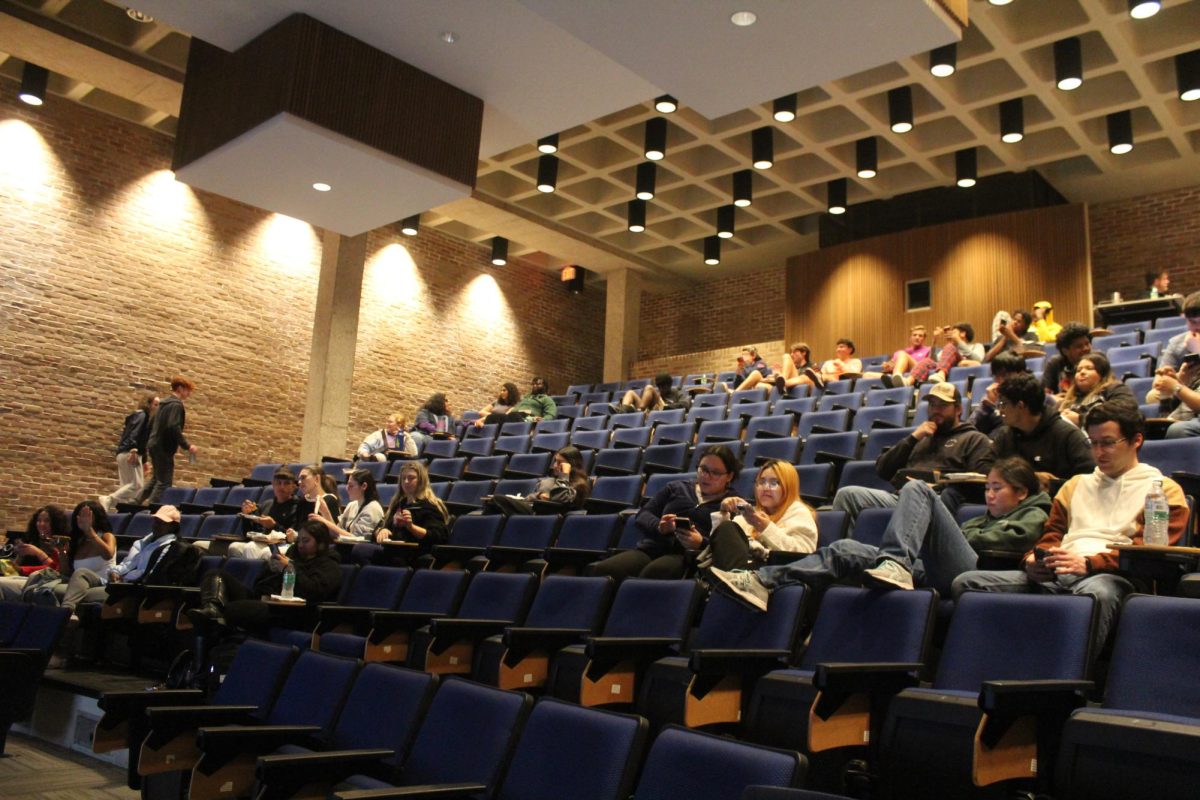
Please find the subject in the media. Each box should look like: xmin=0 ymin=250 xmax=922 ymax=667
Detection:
xmin=700 ymin=459 xmax=817 ymax=571
xmin=587 ymin=445 xmax=740 ymax=581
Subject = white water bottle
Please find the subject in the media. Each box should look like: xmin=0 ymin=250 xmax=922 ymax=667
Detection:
xmin=281 ymin=561 xmax=296 ymax=599
xmin=1143 ymin=480 xmax=1170 ymax=546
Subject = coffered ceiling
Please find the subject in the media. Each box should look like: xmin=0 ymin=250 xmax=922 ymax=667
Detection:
xmin=1 ymin=0 xmax=1198 ymax=287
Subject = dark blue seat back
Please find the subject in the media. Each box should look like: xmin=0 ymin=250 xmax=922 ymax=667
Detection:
xmin=403 ymin=677 xmax=532 ymax=787
xmin=633 ymin=725 xmax=803 ymax=799
xmin=343 ymin=565 xmax=411 ymax=609
xmin=602 ymin=579 xmax=701 ymax=639
xmin=212 ymin=639 xmax=298 ymax=708
xmin=801 ymin=586 xmax=935 ymax=669
xmin=1103 ymin=594 xmax=1200 ymax=718
xmin=448 ymin=515 xmax=505 ymax=548
xmin=265 ymin=650 xmax=359 ymax=732
xmin=456 ymin=572 xmax=537 ymax=622
xmin=524 ymin=575 xmax=613 ymax=631
xmin=691 ymin=585 xmax=805 ymax=652
xmin=220 ymin=557 xmax=266 ymax=589
xmin=497 ymin=516 xmax=559 ymax=549
xmin=933 ymin=592 xmax=1093 ymax=692
xmin=397 ymin=570 xmax=469 ymax=615
xmin=9 ymin=604 xmax=70 ymax=656
xmin=554 ymin=515 xmax=620 ymax=551
xmin=331 ymin=664 xmax=436 ymax=764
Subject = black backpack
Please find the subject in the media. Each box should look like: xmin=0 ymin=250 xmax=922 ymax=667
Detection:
xmin=142 ymin=540 xmax=202 ymax=586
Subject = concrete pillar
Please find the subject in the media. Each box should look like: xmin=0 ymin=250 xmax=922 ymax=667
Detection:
xmin=300 ymin=230 xmax=367 ymax=461
xmin=604 ymin=267 xmax=641 ymax=383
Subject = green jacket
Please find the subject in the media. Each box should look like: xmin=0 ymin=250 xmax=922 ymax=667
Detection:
xmin=513 ymin=392 xmax=557 ymax=420
xmin=962 ymin=492 xmax=1051 ymax=554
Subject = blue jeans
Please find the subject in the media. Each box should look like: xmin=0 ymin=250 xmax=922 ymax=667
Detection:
xmin=950 ymin=569 xmax=1133 ymax=650
xmin=832 ymin=486 xmax=897 ymax=522
xmin=1165 ymin=417 xmax=1200 ymax=438
xmin=756 ymin=481 xmax=976 ymax=595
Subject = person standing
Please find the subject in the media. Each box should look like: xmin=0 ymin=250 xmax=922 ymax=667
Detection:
xmin=100 ymin=393 xmax=158 ymax=512
xmin=135 ymin=376 xmax=197 ymax=505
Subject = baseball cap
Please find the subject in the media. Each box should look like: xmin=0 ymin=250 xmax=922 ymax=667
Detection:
xmin=152 ymin=505 xmax=181 ymax=523
xmin=925 ymin=382 xmax=961 ymax=404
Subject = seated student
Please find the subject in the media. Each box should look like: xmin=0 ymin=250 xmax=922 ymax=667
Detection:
xmin=476 ymin=383 xmax=522 ymax=423
xmin=714 ymin=346 xmax=773 ymax=393
xmin=883 ymin=323 xmax=982 ymax=387
xmin=356 ymin=413 xmax=418 ymax=461
xmin=816 ymin=338 xmax=863 ymax=388
xmin=483 ymin=377 xmax=557 ymax=423
xmin=710 ymin=457 xmax=1050 ymax=609
xmin=76 ymin=505 xmax=181 ymax=609
xmin=1151 ymin=355 xmax=1200 ymax=438
xmin=612 ymin=373 xmax=686 ymax=413
xmin=188 ymin=519 xmax=342 ymax=635
xmin=1058 ymin=353 xmax=1135 ymax=427
xmin=0 ymin=505 xmax=69 ymax=596
xmin=1030 ymin=300 xmax=1062 ymax=344
xmin=969 ymin=352 xmax=1059 ymax=437
xmin=371 ymin=460 xmax=451 ymax=557
xmin=228 ymin=467 xmax=305 ymax=560
xmin=1147 ymin=269 xmax=1171 ymax=299
xmin=879 ymin=326 xmax=931 ymax=377
xmin=991 ymin=374 xmax=1095 ymax=483
xmin=1041 ymin=322 xmax=1093 ymax=396
xmin=586 ymin=444 xmax=741 ymax=581
xmin=413 ymin=393 xmax=457 ymax=444
xmin=309 ymin=468 xmax=384 ymax=541
xmin=772 ymin=342 xmax=821 ymax=393
xmin=983 ymin=309 xmax=1040 ymax=362
xmin=3 ymin=501 xmax=116 ymax=611
xmin=484 ymin=446 xmax=590 ymax=515
xmin=1146 ymin=290 xmax=1200 ymax=405
xmin=297 ymin=463 xmax=341 ymax=522
xmin=700 ymin=459 xmax=817 ymax=572
xmin=952 ymin=402 xmax=1188 ymax=650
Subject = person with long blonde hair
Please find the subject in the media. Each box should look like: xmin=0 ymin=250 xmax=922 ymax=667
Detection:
xmin=701 ymin=459 xmax=817 ymax=571
xmin=375 ymin=460 xmax=450 ymax=556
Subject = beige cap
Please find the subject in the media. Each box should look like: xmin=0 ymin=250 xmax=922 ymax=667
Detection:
xmin=152 ymin=505 xmax=181 ymax=523
xmin=925 ymin=382 xmax=962 ymax=404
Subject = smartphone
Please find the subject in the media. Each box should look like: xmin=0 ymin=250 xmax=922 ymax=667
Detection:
xmin=1180 ymin=353 xmax=1200 ymax=368
xmin=674 ymin=518 xmax=694 ymax=531
xmin=1034 ymin=546 xmax=1050 ymax=563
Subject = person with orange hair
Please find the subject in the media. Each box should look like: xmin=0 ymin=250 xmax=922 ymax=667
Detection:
xmin=700 ymin=459 xmax=817 ymax=571
xmin=134 ymin=375 xmax=198 ymax=505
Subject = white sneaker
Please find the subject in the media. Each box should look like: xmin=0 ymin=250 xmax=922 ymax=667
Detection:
xmin=863 ymin=559 xmax=914 ymax=591
xmin=709 ymin=568 xmax=770 ymax=612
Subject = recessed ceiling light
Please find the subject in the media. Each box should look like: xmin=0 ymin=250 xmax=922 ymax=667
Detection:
xmin=730 ymin=11 xmax=757 ymax=27
xmin=1129 ymin=1 xmax=1161 ymax=20
xmin=440 ymin=31 xmax=458 ymax=44
xmin=987 ymin=0 xmax=1014 ymax=5
xmin=126 ymin=9 xmax=154 ymax=23
xmin=312 ymin=182 xmax=332 ymax=192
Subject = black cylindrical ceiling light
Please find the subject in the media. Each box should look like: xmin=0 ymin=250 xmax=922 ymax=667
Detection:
xmin=827 ymin=178 xmax=847 ymax=215
xmin=1128 ymin=0 xmax=1161 ymax=19
xmin=703 ymin=235 xmax=721 ymax=266
xmin=644 ymin=117 xmax=667 ymax=161
xmin=773 ymin=93 xmax=798 ymax=122
xmin=856 ymin=137 xmax=878 ymax=179
xmin=635 ymin=162 xmax=656 ymax=200
xmin=732 ymin=169 xmax=753 ymax=207
xmin=490 ymin=236 xmax=508 ymax=266
xmin=627 ymin=199 xmax=647 ymax=233
xmin=537 ymin=134 xmax=558 ymax=154
xmin=751 ymin=127 xmax=774 ymax=169
xmin=400 ymin=215 xmax=420 ymax=236
xmin=1054 ymin=37 xmax=1083 ymax=91
xmin=1107 ymin=110 xmax=1134 ymax=155
xmin=888 ymin=86 xmax=914 ymax=133
xmin=716 ymin=205 xmax=735 ymax=239
xmin=929 ymin=44 xmax=957 ymax=78
xmin=18 ymin=63 xmax=48 ymax=106
xmin=999 ymin=98 xmax=1024 ymax=143
xmin=955 ymin=148 xmax=977 ymax=188
xmin=654 ymin=94 xmax=678 ymax=113
xmin=567 ymin=267 xmax=586 ymax=295
xmin=536 ymin=154 xmax=559 ymax=193
xmin=1177 ymin=50 xmax=1200 ymax=102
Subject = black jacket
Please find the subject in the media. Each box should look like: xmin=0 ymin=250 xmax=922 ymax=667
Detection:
xmin=991 ymin=412 xmax=1095 ymax=479
xmin=876 ymin=420 xmax=995 ymax=489
xmin=116 ymin=409 xmax=151 ymax=455
xmin=147 ymin=394 xmax=189 ymax=454
xmin=253 ymin=549 xmax=342 ymax=602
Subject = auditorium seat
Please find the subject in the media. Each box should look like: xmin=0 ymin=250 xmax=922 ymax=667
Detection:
xmin=696 ymin=418 xmax=743 ymax=444
xmin=745 ymin=437 xmax=802 ymax=467
xmin=864 ymin=386 xmax=915 ymax=408
xmin=773 ymin=397 xmax=816 ymax=418
xmin=420 ymin=438 xmax=458 ymax=460
xmin=638 ymin=585 xmax=806 ymax=731
xmin=593 ymin=447 xmax=643 ymax=477
xmin=798 ymin=432 xmax=859 ymax=466
xmin=878 ymin=592 xmax=1094 ymax=800
xmin=850 ymin=507 xmax=894 ymax=547
xmin=642 ymin=443 xmax=688 ymax=474
xmin=359 ymin=570 xmax=470 ymax=665
xmin=733 ymin=401 xmax=772 ymax=421
xmin=547 ymin=578 xmax=704 ymax=706
xmin=608 ymin=411 xmax=646 ymax=429
xmin=731 ymin=387 xmax=769 ymax=405
xmin=492 ymin=434 xmax=532 ymax=456
xmin=457 ymin=436 xmax=495 ymax=458
xmin=530 ymin=431 xmax=570 ymax=453
xmin=431 ymin=515 xmax=506 ymax=569
xmin=426 ymin=457 xmax=467 ymax=482
xmin=586 ymin=475 xmax=644 ymax=514
xmin=534 ymin=418 xmax=570 ymax=433
xmin=541 ymin=515 xmax=623 ymax=574
xmin=573 ymin=414 xmax=609 ymax=432
xmin=796 ymin=464 xmax=835 ymax=507
xmin=651 ymin=421 xmax=696 ymax=446
xmin=504 ymin=451 xmax=550 ymax=478
xmin=571 ymin=428 xmax=612 ymax=451
xmin=646 ymin=408 xmax=686 ymax=427
xmin=798 ymin=409 xmax=851 ymax=438
xmin=312 ymin=566 xmax=412 ymax=655
xmin=688 ymin=404 xmax=728 ymax=422
xmin=443 ymin=480 xmax=496 ymax=516
xmin=462 ymin=454 xmax=508 ymax=481
xmin=632 ymin=725 xmax=805 ymax=799
xmin=0 ymin=604 xmax=72 ymax=755
xmin=817 ymin=392 xmax=864 ymax=413
xmin=851 ymin=405 xmax=907 ymax=436
xmin=610 ymin=425 xmax=652 ymax=449
xmin=861 ymin=427 xmax=917 ymax=460
xmin=479 ymin=514 xmax=561 ymax=571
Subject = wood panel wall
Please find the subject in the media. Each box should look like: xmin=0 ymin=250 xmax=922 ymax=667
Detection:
xmin=785 ymin=204 xmax=1091 ymax=360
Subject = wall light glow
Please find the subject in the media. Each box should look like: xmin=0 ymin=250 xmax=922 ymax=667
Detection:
xmin=0 ymin=119 xmax=63 ymax=210
xmin=254 ymin=213 xmax=322 ymax=276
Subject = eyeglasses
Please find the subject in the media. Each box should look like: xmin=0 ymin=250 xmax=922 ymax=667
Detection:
xmin=1086 ymin=437 xmax=1127 ymax=451
xmin=755 ymin=478 xmax=782 ymax=489
xmin=697 ymin=465 xmax=728 ymax=478
xmin=994 ymin=400 xmax=1008 ymax=410
xmin=1185 ymin=311 xmax=1200 ymax=321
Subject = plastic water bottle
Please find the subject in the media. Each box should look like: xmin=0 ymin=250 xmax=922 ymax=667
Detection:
xmin=1143 ymin=480 xmax=1170 ymax=546
xmin=281 ymin=561 xmax=296 ymax=599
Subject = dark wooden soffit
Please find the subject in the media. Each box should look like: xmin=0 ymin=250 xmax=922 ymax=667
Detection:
xmin=173 ymin=13 xmax=482 ymax=188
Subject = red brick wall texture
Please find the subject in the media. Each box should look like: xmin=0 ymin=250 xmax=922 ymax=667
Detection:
xmin=0 ymin=94 xmax=604 ymax=527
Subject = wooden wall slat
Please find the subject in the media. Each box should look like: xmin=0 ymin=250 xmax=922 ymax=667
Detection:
xmin=785 ymin=204 xmax=1091 ymax=360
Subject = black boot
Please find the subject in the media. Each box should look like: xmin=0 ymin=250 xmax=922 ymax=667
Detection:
xmin=186 ymin=575 xmax=228 ymax=630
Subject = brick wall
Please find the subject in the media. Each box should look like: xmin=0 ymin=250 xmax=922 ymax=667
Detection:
xmin=1090 ymin=185 xmax=1200 ymax=304
xmin=0 ymin=93 xmax=604 ymax=528
xmin=631 ymin=266 xmax=786 ymax=378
